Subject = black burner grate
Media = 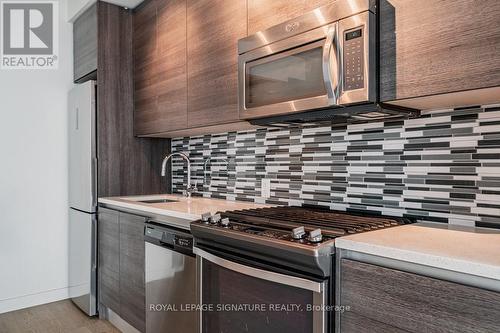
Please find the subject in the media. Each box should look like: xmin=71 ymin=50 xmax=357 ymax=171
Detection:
xmin=222 ymin=206 xmax=413 ymax=237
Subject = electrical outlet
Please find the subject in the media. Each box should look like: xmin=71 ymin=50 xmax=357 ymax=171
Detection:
xmin=261 ymin=178 xmax=271 ymax=199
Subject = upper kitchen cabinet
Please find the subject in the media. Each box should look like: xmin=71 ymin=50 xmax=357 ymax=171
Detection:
xmin=133 ymin=0 xmax=158 ymax=135
xmin=156 ymin=0 xmax=188 ymax=132
xmin=74 ymin=3 xmax=98 ymax=82
xmin=186 ymin=0 xmax=247 ymax=128
xmin=380 ymin=0 xmax=500 ymax=109
xmin=247 ymin=0 xmax=333 ymax=34
xmin=133 ymin=0 xmax=188 ymax=136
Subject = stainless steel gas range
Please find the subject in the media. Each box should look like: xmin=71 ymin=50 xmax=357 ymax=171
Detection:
xmin=191 ymin=206 xmax=413 ymax=333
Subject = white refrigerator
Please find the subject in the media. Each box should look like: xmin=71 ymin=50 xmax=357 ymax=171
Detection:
xmin=68 ymin=81 xmax=98 ymax=316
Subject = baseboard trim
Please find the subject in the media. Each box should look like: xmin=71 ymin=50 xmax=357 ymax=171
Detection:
xmin=0 ymin=287 xmax=69 ymax=314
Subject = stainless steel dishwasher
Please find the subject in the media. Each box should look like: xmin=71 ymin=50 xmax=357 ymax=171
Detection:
xmin=145 ymin=221 xmax=198 ymax=333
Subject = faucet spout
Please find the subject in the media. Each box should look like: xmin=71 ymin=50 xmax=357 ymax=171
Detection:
xmin=161 ymin=152 xmax=192 ymax=197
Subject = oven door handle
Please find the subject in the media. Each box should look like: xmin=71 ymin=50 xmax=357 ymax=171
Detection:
xmin=193 ymin=247 xmax=324 ymax=293
xmin=322 ymin=23 xmax=340 ymax=105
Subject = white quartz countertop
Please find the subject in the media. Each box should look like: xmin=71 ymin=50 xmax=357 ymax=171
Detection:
xmin=335 ymin=223 xmax=500 ymax=281
xmin=98 ymin=194 xmax=273 ymax=229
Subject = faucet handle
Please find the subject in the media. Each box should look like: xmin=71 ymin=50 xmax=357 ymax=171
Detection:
xmin=182 ymin=185 xmax=197 ymax=197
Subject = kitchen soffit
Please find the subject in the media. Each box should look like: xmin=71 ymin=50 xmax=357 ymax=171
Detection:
xmin=68 ymin=0 xmax=145 ymax=22
xmin=102 ymin=0 xmax=145 ymax=9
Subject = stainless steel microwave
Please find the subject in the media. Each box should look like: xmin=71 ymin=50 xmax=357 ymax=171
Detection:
xmin=238 ymin=0 xmax=383 ymax=122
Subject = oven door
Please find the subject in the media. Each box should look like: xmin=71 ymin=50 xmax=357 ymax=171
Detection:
xmin=194 ymin=247 xmax=327 ymax=333
xmin=238 ymin=23 xmax=339 ymax=120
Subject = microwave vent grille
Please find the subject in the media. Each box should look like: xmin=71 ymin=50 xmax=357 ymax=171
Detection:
xmin=248 ymin=104 xmax=420 ymax=128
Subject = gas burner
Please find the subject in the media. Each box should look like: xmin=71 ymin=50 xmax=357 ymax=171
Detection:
xmin=191 ymin=206 xmax=413 ymax=278
xmin=195 ymin=206 xmax=411 ymax=246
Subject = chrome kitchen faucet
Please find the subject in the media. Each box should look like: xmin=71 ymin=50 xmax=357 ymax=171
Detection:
xmin=161 ymin=152 xmax=196 ymax=197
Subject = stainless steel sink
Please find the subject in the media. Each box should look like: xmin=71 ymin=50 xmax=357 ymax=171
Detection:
xmin=137 ymin=199 xmax=178 ymax=204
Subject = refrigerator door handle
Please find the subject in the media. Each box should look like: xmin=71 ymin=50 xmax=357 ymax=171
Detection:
xmin=91 ymin=157 xmax=97 ymax=210
xmin=76 ymin=107 xmax=79 ymax=130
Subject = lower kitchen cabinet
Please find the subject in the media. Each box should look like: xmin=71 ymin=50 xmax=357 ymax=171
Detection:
xmin=340 ymin=311 xmax=407 ymax=333
xmin=98 ymin=208 xmax=120 ymax=314
xmin=98 ymin=207 xmax=146 ymax=332
xmin=119 ymin=212 xmax=146 ymax=331
xmin=338 ymin=259 xmax=500 ymax=333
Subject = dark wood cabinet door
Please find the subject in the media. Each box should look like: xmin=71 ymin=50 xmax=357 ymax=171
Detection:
xmin=119 ymin=212 xmax=145 ymax=287
xmin=341 ymin=311 xmax=407 ymax=333
xmin=133 ymin=0 xmax=159 ymax=135
xmin=98 ymin=208 xmax=120 ymax=315
xmin=98 ymin=208 xmax=147 ymax=331
xmin=74 ymin=3 xmax=98 ymax=82
xmin=248 ymin=0 xmax=332 ymax=35
xmin=119 ymin=212 xmax=146 ymax=332
xmin=98 ymin=1 xmax=170 ymax=197
xmin=133 ymin=0 xmax=188 ymax=136
xmin=187 ymin=0 xmax=247 ymax=128
xmin=380 ymin=0 xmax=500 ymax=102
xmin=155 ymin=0 xmax=188 ymax=133
xmin=340 ymin=259 xmax=500 ymax=333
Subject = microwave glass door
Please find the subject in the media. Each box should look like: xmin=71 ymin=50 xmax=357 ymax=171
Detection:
xmin=245 ymin=40 xmax=327 ymax=109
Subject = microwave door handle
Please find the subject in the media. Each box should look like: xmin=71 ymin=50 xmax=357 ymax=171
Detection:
xmin=322 ymin=25 xmax=340 ymax=104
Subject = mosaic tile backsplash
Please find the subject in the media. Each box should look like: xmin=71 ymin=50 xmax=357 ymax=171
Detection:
xmin=172 ymin=105 xmax=500 ymax=228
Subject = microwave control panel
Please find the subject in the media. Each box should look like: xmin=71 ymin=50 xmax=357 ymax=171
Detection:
xmin=343 ymin=27 xmax=364 ymax=91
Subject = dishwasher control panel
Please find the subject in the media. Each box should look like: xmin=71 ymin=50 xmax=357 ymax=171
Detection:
xmin=175 ymin=235 xmax=193 ymax=249
xmin=145 ymin=223 xmax=194 ymax=256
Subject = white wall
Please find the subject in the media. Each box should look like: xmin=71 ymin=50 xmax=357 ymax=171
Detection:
xmin=0 ymin=0 xmax=74 ymax=313
xmin=67 ymin=0 xmax=96 ymax=22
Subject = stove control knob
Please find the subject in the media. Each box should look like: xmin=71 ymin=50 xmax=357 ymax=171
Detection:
xmin=308 ymin=229 xmax=323 ymax=243
xmin=210 ymin=213 xmax=222 ymax=224
xmin=291 ymin=226 xmax=306 ymax=240
xmin=220 ymin=218 xmax=230 ymax=228
xmin=201 ymin=212 xmax=212 ymax=224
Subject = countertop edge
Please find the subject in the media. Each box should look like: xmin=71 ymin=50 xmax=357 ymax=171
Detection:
xmin=335 ymin=238 xmax=500 ymax=281
xmin=98 ymin=198 xmax=200 ymax=222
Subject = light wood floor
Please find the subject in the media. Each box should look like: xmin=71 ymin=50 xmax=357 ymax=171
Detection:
xmin=0 ymin=300 xmax=120 ymax=333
